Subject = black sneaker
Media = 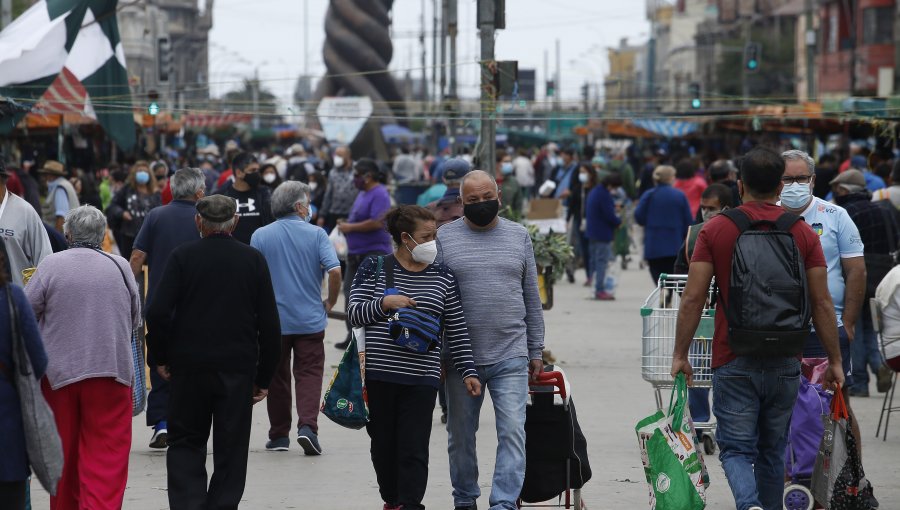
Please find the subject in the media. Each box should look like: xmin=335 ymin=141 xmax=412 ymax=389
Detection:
xmin=265 ymin=437 xmax=290 ymax=451
xmin=297 ymin=425 xmax=322 ymax=455
xmin=877 ymin=364 xmax=894 ymax=393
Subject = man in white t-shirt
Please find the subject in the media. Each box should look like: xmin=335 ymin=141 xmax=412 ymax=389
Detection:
xmin=780 ymin=150 xmax=877 ymax=506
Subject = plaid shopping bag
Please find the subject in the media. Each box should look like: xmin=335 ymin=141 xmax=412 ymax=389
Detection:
xmin=131 ymin=329 xmax=146 ymax=416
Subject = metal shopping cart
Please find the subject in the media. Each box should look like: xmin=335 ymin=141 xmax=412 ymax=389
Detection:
xmin=640 ymin=274 xmax=717 ymax=454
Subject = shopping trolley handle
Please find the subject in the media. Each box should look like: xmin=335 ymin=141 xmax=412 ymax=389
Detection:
xmin=528 ymin=370 xmax=567 ymax=400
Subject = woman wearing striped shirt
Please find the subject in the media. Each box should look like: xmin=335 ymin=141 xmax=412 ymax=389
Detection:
xmin=348 ymin=205 xmax=481 ymax=510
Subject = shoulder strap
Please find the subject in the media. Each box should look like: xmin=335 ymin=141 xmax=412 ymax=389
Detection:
xmin=92 ymin=249 xmax=136 ymax=318
xmin=722 ymin=208 xmax=752 ymax=233
xmin=383 ymin=254 xmax=395 ymax=290
xmin=774 ymin=212 xmax=801 ymax=232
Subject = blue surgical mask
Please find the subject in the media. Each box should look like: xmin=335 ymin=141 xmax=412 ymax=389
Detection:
xmin=501 ymin=162 xmax=514 ymax=175
xmin=780 ymin=182 xmax=812 ymax=210
xmin=135 ymin=171 xmax=150 ymax=184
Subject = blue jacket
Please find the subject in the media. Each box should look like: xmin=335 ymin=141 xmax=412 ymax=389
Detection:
xmin=585 ymin=186 xmax=621 ymax=242
xmin=0 ymin=285 xmax=48 ymax=482
xmin=635 ymin=184 xmax=693 ymax=259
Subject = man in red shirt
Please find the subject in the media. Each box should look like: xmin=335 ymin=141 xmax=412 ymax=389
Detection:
xmin=671 ymin=147 xmax=844 ymax=510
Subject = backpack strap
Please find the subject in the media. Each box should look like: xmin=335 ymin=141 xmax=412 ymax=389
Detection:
xmin=774 ymin=213 xmax=802 ymax=233
xmin=383 ymin=254 xmax=395 ymax=291
xmin=722 ymin=208 xmax=752 ymax=233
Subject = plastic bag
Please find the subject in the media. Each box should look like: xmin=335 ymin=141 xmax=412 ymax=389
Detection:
xmin=329 ymin=228 xmax=348 ymax=260
xmin=321 ymin=331 xmax=368 ymax=429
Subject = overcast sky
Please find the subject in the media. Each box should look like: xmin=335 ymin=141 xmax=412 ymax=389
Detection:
xmin=208 ymin=0 xmax=650 ymax=107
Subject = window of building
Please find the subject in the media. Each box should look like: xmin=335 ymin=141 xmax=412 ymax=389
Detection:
xmin=862 ymin=7 xmax=894 ymax=45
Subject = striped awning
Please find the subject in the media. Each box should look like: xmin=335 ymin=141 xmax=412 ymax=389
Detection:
xmin=35 ymin=67 xmax=92 ymax=117
xmin=183 ymin=113 xmax=253 ymax=128
xmin=631 ymin=119 xmax=699 ymax=138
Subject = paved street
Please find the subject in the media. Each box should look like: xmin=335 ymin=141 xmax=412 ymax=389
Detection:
xmin=31 ymin=264 xmax=900 ymax=509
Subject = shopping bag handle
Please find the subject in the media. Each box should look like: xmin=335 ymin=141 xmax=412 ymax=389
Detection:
xmin=528 ymin=371 xmax=567 ymax=400
xmin=831 ymin=384 xmax=848 ymax=420
xmin=667 ymin=373 xmax=688 ymax=417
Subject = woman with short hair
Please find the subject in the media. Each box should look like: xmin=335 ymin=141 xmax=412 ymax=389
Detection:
xmin=25 ymin=205 xmax=141 ymax=510
xmin=348 ymin=205 xmax=481 ymax=510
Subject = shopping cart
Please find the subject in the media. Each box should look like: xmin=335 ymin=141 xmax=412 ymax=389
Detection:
xmin=640 ymin=274 xmax=717 ymax=454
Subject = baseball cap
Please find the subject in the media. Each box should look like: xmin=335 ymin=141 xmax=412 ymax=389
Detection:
xmin=439 ymin=158 xmax=472 ymax=182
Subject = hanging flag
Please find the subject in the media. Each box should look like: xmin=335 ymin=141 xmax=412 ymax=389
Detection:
xmin=0 ymin=0 xmax=135 ymax=151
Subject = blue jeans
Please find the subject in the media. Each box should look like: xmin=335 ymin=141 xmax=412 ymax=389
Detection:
xmin=713 ymin=357 xmax=801 ymax=510
xmin=851 ymin=307 xmax=884 ymax=391
xmin=589 ymin=240 xmax=611 ymax=294
xmin=447 ymin=356 xmax=528 ymax=510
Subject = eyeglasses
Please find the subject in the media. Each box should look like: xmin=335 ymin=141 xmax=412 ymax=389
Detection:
xmin=782 ymin=175 xmax=813 ymax=185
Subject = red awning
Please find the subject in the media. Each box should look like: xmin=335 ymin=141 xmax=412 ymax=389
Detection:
xmin=183 ymin=113 xmax=253 ymax=128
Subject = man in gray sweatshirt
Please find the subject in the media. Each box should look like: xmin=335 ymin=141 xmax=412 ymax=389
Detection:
xmin=437 ymin=170 xmax=545 ymax=510
xmin=0 ymin=159 xmax=52 ymax=286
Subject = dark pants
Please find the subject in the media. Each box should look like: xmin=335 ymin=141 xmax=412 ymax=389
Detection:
xmin=146 ymin=363 xmax=170 ymax=427
xmin=647 ymin=256 xmax=677 ymax=285
xmin=167 ymin=370 xmax=254 ymax=510
xmin=114 ymin=232 xmax=135 ymax=260
xmin=0 ymin=480 xmax=26 ymax=510
xmin=267 ymin=332 xmax=326 ymax=438
xmin=366 ymin=380 xmax=438 ymax=510
xmin=344 ymin=252 xmax=388 ymax=337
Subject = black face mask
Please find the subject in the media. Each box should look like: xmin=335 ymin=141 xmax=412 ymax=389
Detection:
xmin=243 ymin=172 xmax=261 ymax=188
xmin=464 ymin=199 xmax=499 ymax=227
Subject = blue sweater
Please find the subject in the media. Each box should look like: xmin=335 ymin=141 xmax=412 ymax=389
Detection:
xmin=585 ymin=186 xmax=621 ymax=242
xmin=635 ymin=184 xmax=693 ymax=259
xmin=0 ymin=285 xmax=48 ymax=482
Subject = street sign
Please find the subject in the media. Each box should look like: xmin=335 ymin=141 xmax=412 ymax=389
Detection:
xmin=316 ymin=96 xmax=373 ymax=144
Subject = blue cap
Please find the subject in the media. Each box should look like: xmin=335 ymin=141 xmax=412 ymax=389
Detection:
xmin=850 ymin=155 xmax=867 ymax=170
xmin=439 ymin=158 xmax=472 ymax=182
xmin=437 ymin=187 xmax=461 ymax=204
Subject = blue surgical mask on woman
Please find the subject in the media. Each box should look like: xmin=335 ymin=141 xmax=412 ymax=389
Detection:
xmin=780 ymin=182 xmax=812 ymax=209
xmin=501 ymin=162 xmax=514 ymax=175
xmin=135 ymin=171 xmax=150 ymax=185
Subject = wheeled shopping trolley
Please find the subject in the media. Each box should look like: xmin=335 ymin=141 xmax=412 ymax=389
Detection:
xmin=640 ymin=274 xmax=718 ymax=455
xmin=518 ymin=366 xmax=591 ymax=509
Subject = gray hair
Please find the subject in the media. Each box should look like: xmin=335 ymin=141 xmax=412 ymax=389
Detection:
xmin=781 ymin=150 xmax=815 ymax=175
xmin=64 ymin=205 xmax=107 ymax=245
xmin=199 ymin=216 xmax=237 ymax=233
xmin=271 ymin=181 xmax=310 ymax=218
xmin=171 ymin=167 xmax=205 ymax=199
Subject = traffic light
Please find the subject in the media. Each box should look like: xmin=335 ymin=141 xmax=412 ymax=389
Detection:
xmin=147 ymin=90 xmax=160 ymax=116
xmin=546 ymin=80 xmax=555 ymax=98
xmin=157 ymin=37 xmax=173 ymax=83
xmin=743 ymin=42 xmax=761 ymax=73
xmin=689 ymin=82 xmax=701 ymax=109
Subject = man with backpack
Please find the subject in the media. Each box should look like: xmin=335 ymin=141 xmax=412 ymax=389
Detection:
xmin=830 ymin=169 xmax=899 ymax=397
xmin=671 ymin=147 xmax=844 ymax=510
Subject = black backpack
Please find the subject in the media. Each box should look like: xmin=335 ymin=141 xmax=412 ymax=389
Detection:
xmin=722 ymin=209 xmax=811 ymax=357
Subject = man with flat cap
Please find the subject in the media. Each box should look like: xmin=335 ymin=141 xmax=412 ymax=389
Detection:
xmin=147 ymin=194 xmax=281 ymax=510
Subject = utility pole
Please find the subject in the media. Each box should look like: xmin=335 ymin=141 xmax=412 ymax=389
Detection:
xmin=431 ymin=0 xmax=439 ymax=110
xmin=543 ymin=49 xmax=549 ymax=103
xmin=420 ymin=0 xmax=428 ymax=103
xmin=439 ymin=0 xmax=448 ymax=101
xmin=554 ymin=39 xmax=561 ymax=111
xmin=0 ymin=0 xmax=11 ymax=29
xmin=476 ymin=0 xmax=497 ymax=174
xmin=252 ymin=67 xmax=260 ymax=130
xmin=805 ymin=0 xmax=816 ymax=101
xmin=447 ymin=0 xmax=458 ymax=153
xmin=742 ymin=18 xmax=750 ymax=107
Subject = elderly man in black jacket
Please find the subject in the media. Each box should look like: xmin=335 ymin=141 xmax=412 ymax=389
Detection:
xmin=147 ymin=194 xmax=281 ymax=510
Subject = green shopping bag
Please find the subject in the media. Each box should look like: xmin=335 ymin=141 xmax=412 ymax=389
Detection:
xmin=321 ymin=332 xmax=368 ymax=429
xmin=636 ymin=374 xmax=707 ymax=510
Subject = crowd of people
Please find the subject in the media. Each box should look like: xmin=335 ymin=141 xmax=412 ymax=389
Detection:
xmin=2 ymin=135 xmax=900 ymax=510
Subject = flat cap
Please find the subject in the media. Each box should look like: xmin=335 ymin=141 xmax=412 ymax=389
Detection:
xmin=196 ymin=195 xmax=237 ymax=222
xmin=829 ymin=169 xmax=866 ymax=188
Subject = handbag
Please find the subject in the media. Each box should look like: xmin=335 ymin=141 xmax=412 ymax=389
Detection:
xmin=320 ymin=331 xmax=369 ymax=429
xmin=381 ymin=255 xmax=441 ymax=353
xmin=93 ymin=249 xmax=145 ymax=416
xmin=7 ymin=285 xmax=64 ymax=495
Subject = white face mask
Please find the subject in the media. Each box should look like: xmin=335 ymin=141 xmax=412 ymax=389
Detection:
xmin=333 ymin=156 xmax=345 ymax=169
xmin=578 ymin=173 xmax=589 ymax=184
xmin=405 ymin=234 xmax=438 ymax=265
xmin=309 ymin=182 xmax=318 ymax=191
xmin=263 ymin=173 xmax=276 ymax=184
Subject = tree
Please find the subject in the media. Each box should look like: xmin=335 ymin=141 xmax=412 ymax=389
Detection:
xmin=221 ymin=78 xmax=280 ymax=126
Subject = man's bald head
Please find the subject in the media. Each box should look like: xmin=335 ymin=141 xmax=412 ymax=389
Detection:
xmin=460 ymin=170 xmax=499 ymax=203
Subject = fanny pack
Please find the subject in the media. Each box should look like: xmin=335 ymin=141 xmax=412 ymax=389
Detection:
xmin=379 ymin=255 xmax=441 ymax=353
